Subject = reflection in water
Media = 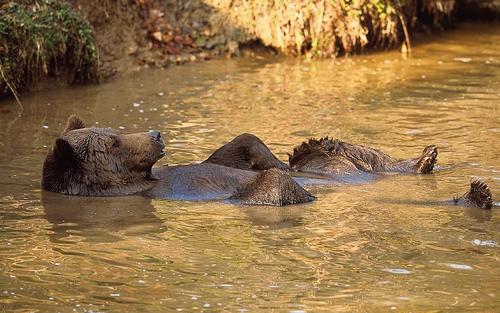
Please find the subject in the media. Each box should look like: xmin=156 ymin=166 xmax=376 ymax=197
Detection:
xmin=42 ymin=191 xmax=165 ymax=243
xmin=0 ymin=23 xmax=499 ymax=312
xmin=243 ymin=204 xmax=307 ymax=228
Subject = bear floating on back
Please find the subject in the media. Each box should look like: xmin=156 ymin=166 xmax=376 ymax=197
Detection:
xmin=42 ymin=115 xmax=314 ymax=206
xmin=42 ymin=115 xmax=493 ymax=209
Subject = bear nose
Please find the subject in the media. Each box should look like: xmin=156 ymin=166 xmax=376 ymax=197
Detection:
xmin=148 ymin=130 xmax=162 ymax=141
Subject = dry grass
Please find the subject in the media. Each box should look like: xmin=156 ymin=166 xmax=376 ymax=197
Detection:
xmin=205 ymin=0 xmax=456 ymax=57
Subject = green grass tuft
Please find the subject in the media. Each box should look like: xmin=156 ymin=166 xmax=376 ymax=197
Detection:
xmin=0 ymin=0 xmax=99 ymax=96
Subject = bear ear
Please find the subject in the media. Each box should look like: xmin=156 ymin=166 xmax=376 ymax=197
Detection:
xmin=64 ymin=115 xmax=85 ymax=133
xmin=53 ymin=138 xmax=76 ymax=168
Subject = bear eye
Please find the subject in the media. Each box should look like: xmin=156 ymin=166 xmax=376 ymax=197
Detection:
xmin=112 ymin=137 xmax=121 ymax=148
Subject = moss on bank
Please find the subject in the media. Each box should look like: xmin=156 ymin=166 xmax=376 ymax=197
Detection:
xmin=0 ymin=0 xmax=99 ymax=97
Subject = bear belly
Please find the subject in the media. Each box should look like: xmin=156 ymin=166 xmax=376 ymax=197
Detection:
xmin=147 ymin=163 xmax=257 ymax=201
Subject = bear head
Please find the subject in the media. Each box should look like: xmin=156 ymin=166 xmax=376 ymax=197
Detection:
xmin=42 ymin=115 xmax=165 ymax=196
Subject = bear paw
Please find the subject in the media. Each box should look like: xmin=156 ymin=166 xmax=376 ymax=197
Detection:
xmin=464 ymin=180 xmax=493 ymax=210
xmin=414 ymin=145 xmax=438 ymax=174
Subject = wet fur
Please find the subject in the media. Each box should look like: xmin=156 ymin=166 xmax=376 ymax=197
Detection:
xmin=454 ymin=180 xmax=493 ymax=210
xmin=289 ymin=137 xmax=438 ymax=175
xmin=204 ymin=133 xmax=288 ymax=171
xmin=42 ymin=124 xmax=162 ymax=196
xmin=230 ymin=168 xmax=315 ymax=205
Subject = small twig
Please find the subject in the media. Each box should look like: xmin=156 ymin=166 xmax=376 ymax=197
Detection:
xmin=398 ymin=12 xmax=411 ymax=57
xmin=0 ymin=62 xmax=23 ymax=115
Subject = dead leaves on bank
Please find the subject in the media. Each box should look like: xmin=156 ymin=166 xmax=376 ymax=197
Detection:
xmin=134 ymin=0 xmax=197 ymax=56
xmin=134 ymin=0 xmax=456 ymax=60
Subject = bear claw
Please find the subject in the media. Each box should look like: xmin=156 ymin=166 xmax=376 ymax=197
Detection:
xmin=466 ymin=179 xmax=493 ymax=210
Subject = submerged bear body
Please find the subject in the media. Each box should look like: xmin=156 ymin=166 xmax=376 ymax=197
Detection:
xmin=148 ymin=164 xmax=313 ymax=205
xmin=149 ymin=163 xmax=255 ymax=201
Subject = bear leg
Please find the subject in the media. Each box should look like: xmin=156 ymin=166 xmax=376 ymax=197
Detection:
xmin=230 ymin=168 xmax=315 ymax=206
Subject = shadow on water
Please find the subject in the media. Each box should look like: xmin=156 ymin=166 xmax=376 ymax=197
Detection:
xmin=41 ymin=191 xmax=166 ymax=243
xmin=243 ymin=204 xmax=308 ymax=229
xmin=377 ymin=196 xmax=494 ymax=221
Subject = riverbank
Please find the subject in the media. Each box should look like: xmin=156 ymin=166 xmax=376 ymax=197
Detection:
xmin=1 ymin=0 xmax=499 ymax=98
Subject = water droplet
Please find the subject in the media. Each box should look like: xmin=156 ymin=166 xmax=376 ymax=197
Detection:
xmin=447 ymin=263 xmax=473 ymax=270
xmin=454 ymin=57 xmax=472 ymax=63
xmin=384 ymin=268 xmax=412 ymax=274
xmin=472 ymin=239 xmax=496 ymax=247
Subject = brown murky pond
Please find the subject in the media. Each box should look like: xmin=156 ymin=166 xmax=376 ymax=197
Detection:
xmin=1 ymin=24 xmax=499 ymax=312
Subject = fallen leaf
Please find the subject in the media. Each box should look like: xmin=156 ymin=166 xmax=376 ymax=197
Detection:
xmin=152 ymin=31 xmax=162 ymax=42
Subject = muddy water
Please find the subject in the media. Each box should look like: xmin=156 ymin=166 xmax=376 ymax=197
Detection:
xmin=1 ymin=24 xmax=499 ymax=312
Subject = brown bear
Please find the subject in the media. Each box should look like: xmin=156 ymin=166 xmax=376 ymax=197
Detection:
xmin=204 ymin=134 xmax=493 ymax=210
xmin=288 ymin=137 xmax=438 ymax=175
xmin=42 ymin=115 xmax=493 ymax=209
xmin=41 ymin=115 xmax=314 ymax=206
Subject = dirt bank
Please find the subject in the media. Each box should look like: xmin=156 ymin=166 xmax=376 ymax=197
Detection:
xmin=1 ymin=0 xmax=499 ymax=98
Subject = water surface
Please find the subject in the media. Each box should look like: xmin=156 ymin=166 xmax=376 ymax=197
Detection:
xmin=1 ymin=23 xmax=499 ymax=312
